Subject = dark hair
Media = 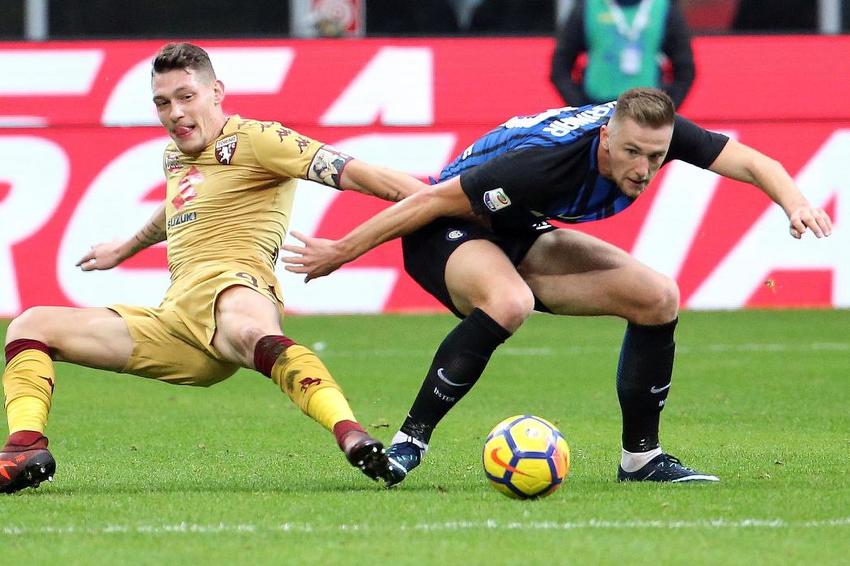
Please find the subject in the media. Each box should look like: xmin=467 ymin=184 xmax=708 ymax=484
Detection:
xmin=151 ymin=42 xmax=216 ymax=80
xmin=612 ymin=88 xmax=675 ymax=128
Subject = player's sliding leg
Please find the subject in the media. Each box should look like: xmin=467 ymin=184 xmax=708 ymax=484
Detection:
xmin=521 ymin=229 xmax=718 ymax=483
xmin=212 ymin=285 xmax=392 ymax=483
xmin=387 ymin=241 xmax=529 ymax=486
xmin=254 ymin=335 xmax=391 ymax=481
xmin=1 ymin=307 xmax=133 ymax=494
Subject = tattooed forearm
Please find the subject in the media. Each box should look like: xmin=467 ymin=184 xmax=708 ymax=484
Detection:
xmin=129 ymin=222 xmax=166 ymax=255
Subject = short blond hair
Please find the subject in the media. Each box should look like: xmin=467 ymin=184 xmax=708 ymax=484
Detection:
xmin=611 ymin=88 xmax=675 ymax=128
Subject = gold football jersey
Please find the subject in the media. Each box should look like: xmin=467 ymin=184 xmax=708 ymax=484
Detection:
xmin=161 ymin=115 xmax=344 ymax=281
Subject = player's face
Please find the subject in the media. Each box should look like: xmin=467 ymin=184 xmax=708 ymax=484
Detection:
xmin=152 ymin=68 xmax=225 ymax=156
xmin=600 ymin=117 xmax=673 ymax=198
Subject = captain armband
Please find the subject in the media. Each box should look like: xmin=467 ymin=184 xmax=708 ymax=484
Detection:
xmin=307 ymin=146 xmax=353 ymax=189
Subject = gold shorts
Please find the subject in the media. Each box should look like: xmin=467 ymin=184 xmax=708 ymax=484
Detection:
xmin=110 ymin=263 xmax=285 ymax=386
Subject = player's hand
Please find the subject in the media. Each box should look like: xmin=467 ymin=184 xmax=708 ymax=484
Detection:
xmin=75 ymin=241 xmax=125 ymax=271
xmin=281 ymin=231 xmax=346 ymax=282
xmin=788 ymin=205 xmax=832 ymax=239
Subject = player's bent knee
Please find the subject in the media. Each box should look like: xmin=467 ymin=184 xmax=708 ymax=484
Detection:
xmin=637 ymin=276 xmax=680 ymax=324
xmin=478 ymin=287 xmax=535 ymax=332
xmin=5 ymin=307 xmax=53 ymax=345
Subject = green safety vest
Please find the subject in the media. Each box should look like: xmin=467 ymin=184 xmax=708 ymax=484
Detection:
xmin=583 ymin=0 xmax=669 ymax=102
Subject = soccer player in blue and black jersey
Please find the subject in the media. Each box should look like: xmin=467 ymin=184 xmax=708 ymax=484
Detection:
xmin=283 ymin=88 xmax=832 ymax=485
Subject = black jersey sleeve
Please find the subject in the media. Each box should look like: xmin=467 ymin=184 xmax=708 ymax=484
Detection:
xmin=458 ymin=147 xmax=558 ymax=218
xmin=664 ymin=115 xmax=729 ymax=168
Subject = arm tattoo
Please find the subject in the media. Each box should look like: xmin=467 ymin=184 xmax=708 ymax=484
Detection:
xmin=129 ymin=221 xmax=166 ymax=255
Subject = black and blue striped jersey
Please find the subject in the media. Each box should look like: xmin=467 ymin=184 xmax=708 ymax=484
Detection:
xmin=446 ymin=103 xmax=728 ymax=229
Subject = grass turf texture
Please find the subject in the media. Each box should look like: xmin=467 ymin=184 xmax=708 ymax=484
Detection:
xmin=1 ymin=310 xmax=848 ymax=564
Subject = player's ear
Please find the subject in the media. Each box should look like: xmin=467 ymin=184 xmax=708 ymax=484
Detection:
xmin=213 ymin=79 xmax=225 ymax=105
xmin=600 ymin=124 xmax=610 ymax=150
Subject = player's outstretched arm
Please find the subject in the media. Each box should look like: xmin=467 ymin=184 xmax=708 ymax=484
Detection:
xmin=340 ymin=159 xmax=430 ymax=202
xmin=282 ymin=176 xmax=471 ymax=281
xmin=708 ymin=139 xmax=833 ymax=239
xmin=76 ymin=201 xmax=167 ymax=271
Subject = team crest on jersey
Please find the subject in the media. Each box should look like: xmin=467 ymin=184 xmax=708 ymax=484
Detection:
xmin=215 ymin=134 xmax=238 ymax=165
xmin=165 ymin=151 xmax=183 ymax=173
xmin=483 ymin=188 xmax=512 ymax=212
xmin=172 ymin=166 xmax=203 ymax=211
xmin=308 ymin=146 xmax=352 ymax=188
xmin=446 ymin=229 xmax=466 ymax=241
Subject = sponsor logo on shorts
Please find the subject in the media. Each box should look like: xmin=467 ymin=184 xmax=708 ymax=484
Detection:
xmin=215 ymin=134 xmax=238 ymax=165
xmin=483 ymin=188 xmax=511 ymax=212
xmin=446 ymin=229 xmax=466 ymax=241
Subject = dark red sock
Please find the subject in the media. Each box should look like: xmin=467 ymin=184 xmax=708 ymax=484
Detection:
xmin=252 ymin=335 xmax=297 ymax=377
xmin=5 ymin=339 xmax=51 ymax=363
xmin=3 ymin=430 xmax=48 ymax=452
xmin=333 ymin=420 xmax=365 ymax=449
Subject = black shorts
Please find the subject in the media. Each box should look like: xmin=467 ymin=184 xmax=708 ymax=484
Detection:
xmin=402 ymin=217 xmax=557 ymax=318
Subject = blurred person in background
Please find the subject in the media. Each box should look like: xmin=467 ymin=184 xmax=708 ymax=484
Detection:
xmin=551 ymin=0 xmax=695 ymax=108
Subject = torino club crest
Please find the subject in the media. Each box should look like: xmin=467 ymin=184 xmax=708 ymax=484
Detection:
xmin=215 ymin=134 xmax=238 ymax=165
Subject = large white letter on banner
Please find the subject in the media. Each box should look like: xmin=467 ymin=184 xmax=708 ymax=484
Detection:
xmin=279 ymin=133 xmax=456 ymax=313
xmin=688 ymin=131 xmax=847 ymax=308
xmin=320 ymin=47 xmax=433 ymax=126
xmin=101 ymin=48 xmax=295 ymax=126
xmin=631 ymin=132 xmax=737 ymax=278
xmin=0 ymin=137 xmax=68 ymax=315
xmin=58 ymin=138 xmax=172 ymax=307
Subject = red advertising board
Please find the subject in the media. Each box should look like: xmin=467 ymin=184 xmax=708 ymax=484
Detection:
xmin=0 ymin=37 xmax=846 ymax=316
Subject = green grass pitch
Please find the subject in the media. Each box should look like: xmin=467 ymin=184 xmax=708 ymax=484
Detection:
xmin=1 ymin=310 xmax=848 ymax=564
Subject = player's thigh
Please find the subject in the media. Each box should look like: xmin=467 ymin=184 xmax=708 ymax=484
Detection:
xmin=517 ymin=229 xmax=679 ymax=322
xmin=445 ymin=240 xmax=535 ymax=331
xmin=6 ymin=306 xmax=132 ymax=371
xmin=212 ymin=284 xmax=283 ymax=366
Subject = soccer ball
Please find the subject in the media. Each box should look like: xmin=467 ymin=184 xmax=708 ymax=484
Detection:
xmin=482 ymin=415 xmax=570 ymax=499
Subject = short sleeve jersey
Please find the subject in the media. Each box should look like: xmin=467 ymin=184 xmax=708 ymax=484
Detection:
xmin=162 ymin=115 xmax=349 ymax=281
xmin=451 ymin=103 xmax=728 ymax=231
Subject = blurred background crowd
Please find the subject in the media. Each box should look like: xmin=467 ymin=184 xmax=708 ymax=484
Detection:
xmin=1 ymin=0 xmax=847 ymax=40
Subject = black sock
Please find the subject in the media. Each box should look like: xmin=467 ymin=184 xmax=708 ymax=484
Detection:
xmin=400 ymin=308 xmax=511 ymax=444
xmin=616 ymin=318 xmax=678 ymax=452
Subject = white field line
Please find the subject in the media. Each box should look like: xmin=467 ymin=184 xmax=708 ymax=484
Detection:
xmin=315 ymin=342 xmax=850 ymax=358
xmin=2 ymin=517 xmax=849 ymax=536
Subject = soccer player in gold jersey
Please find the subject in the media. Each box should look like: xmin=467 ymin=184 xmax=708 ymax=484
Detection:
xmin=0 ymin=42 xmax=426 ymax=493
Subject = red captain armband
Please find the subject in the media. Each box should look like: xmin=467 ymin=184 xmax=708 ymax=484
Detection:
xmin=307 ymin=146 xmax=353 ymax=190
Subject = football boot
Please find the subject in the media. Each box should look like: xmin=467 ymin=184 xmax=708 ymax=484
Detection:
xmin=385 ymin=437 xmax=427 ymax=487
xmin=0 ymin=447 xmax=56 ymax=494
xmin=617 ymin=453 xmax=719 ymax=483
xmin=339 ymin=430 xmax=394 ymax=484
